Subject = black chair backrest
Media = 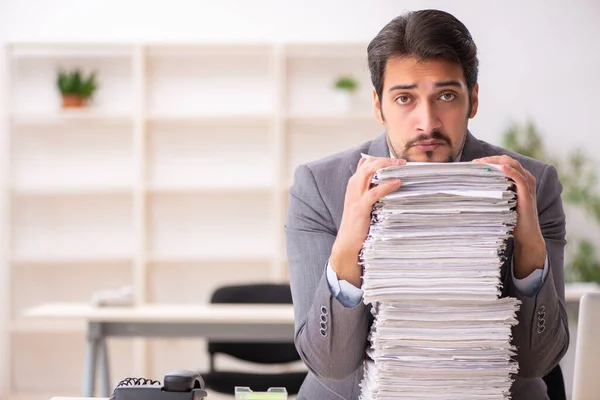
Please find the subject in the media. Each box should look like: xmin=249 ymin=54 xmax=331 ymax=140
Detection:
xmin=208 ymin=284 xmax=300 ymax=365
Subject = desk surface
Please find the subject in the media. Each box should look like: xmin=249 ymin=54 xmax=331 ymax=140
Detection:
xmin=26 ymin=282 xmax=600 ymax=324
xmin=25 ymin=303 xmax=295 ymax=324
xmin=564 ymin=282 xmax=600 ymax=303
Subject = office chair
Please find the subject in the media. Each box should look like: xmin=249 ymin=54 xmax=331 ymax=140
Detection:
xmin=543 ymin=364 xmax=567 ymax=400
xmin=202 ymin=283 xmax=307 ymax=395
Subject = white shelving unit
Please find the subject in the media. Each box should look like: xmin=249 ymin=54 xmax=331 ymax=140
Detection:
xmin=1 ymin=42 xmax=383 ymax=399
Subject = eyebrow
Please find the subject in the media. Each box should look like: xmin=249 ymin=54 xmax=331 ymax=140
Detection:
xmin=434 ymin=80 xmax=463 ymax=88
xmin=388 ymin=80 xmax=463 ymax=92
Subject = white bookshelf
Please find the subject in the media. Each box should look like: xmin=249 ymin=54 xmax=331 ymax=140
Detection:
xmin=2 ymin=42 xmax=383 ymax=399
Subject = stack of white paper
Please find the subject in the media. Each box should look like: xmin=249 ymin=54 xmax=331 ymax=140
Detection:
xmin=359 ymin=162 xmax=521 ymax=400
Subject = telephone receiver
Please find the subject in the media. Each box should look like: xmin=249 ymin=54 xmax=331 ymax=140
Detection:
xmin=113 ymin=370 xmax=208 ymax=400
xmin=163 ymin=370 xmax=205 ymax=393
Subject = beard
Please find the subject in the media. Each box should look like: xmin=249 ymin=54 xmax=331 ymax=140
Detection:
xmin=400 ymin=131 xmax=456 ymax=162
xmin=404 ymin=149 xmax=455 ymax=162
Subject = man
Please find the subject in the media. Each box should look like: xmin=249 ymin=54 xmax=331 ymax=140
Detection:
xmin=285 ymin=9 xmax=569 ymax=400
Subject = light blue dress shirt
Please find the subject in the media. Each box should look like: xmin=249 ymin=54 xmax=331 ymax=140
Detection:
xmin=327 ymin=257 xmax=549 ymax=308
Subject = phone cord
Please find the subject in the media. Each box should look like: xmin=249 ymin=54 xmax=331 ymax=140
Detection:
xmin=108 ymin=377 xmax=162 ymax=400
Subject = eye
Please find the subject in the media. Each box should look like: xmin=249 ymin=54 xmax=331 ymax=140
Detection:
xmin=439 ymin=93 xmax=456 ymax=101
xmin=395 ymin=95 xmax=412 ymax=105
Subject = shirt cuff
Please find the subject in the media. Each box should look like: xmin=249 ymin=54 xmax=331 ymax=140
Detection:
xmin=326 ymin=261 xmax=364 ymax=308
xmin=511 ymin=255 xmax=549 ymax=297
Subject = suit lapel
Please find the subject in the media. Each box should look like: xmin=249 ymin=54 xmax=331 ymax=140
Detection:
xmin=349 ymin=133 xmax=389 ymax=175
xmin=460 ymin=130 xmax=487 ymax=161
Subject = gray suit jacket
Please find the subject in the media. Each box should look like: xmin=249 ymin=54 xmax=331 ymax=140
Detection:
xmin=285 ymin=132 xmax=569 ymax=400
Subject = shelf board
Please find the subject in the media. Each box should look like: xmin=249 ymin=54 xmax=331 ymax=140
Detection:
xmin=145 ymin=113 xmax=272 ymax=125
xmin=147 ymin=254 xmax=273 ymax=264
xmin=11 ymin=185 xmax=133 ymax=196
xmin=10 ymin=111 xmax=132 ymax=126
xmin=146 ymin=42 xmax=272 ymax=57
xmin=147 ymin=184 xmax=274 ymax=194
xmin=9 ymin=42 xmax=133 ymax=59
xmin=11 ymin=256 xmax=132 ymax=266
xmin=10 ymin=319 xmax=86 ymax=334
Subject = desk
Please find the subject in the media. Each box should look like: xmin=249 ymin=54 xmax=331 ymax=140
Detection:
xmin=564 ymin=282 xmax=600 ymax=303
xmin=30 ymin=283 xmax=600 ymax=399
xmin=26 ymin=303 xmax=295 ymax=398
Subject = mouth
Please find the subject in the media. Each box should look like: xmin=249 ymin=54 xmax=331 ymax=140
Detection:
xmin=412 ymin=140 xmax=447 ymax=152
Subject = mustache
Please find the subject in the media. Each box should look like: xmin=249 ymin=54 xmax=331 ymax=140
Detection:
xmin=406 ymin=131 xmax=452 ymax=148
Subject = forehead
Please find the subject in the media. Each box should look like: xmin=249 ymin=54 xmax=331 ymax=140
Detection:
xmin=383 ymin=56 xmax=466 ymax=89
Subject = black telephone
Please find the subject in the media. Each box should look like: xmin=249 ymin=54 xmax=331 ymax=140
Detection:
xmin=111 ymin=370 xmax=208 ymax=400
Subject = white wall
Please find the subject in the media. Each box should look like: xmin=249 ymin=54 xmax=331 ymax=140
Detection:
xmin=1 ymin=0 xmax=598 ymax=200
xmin=1 ymin=0 xmax=599 ymax=174
xmin=1 ymin=0 xmax=599 ymax=397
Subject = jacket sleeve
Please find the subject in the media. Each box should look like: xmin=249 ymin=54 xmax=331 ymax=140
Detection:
xmin=285 ymin=164 xmax=370 ymax=380
xmin=505 ymin=164 xmax=570 ymax=379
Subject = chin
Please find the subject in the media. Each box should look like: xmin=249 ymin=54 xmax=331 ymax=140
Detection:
xmin=405 ymin=150 xmax=454 ymax=163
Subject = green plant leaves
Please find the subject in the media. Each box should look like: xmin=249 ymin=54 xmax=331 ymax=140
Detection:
xmin=56 ymin=68 xmax=98 ymax=98
xmin=334 ymin=75 xmax=358 ymax=91
xmin=568 ymin=239 xmax=600 ymax=283
xmin=502 ymin=120 xmax=600 ymax=284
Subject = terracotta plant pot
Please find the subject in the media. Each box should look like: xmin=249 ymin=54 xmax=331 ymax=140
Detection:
xmin=61 ymin=94 xmax=86 ymax=108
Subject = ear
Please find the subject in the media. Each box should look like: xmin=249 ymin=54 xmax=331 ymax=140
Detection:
xmin=373 ymin=89 xmax=385 ymax=124
xmin=469 ymin=83 xmax=479 ymax=119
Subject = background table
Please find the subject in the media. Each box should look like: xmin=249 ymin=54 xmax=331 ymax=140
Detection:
xmin=33 ymin=282 xmax=600 ymax=398
xmin=27 ymin=303 xmax=295 ymax=398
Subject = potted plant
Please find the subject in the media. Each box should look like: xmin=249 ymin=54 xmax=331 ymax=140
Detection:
xmin=333 ymin=75 xmax=358 ymax=112
xmin=502 ymin=121 xmax=600 ymax=284
xmin=56 ymin=68 xmax=98 ymax=108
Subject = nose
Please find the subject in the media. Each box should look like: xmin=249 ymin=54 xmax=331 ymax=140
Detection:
xmin=414 ymin=101 xmax=441 ymax=134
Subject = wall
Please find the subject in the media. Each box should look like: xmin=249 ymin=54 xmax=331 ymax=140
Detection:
xmin=1 ymin=0 xmax=599 ymax=398
xmin=1 ymin=0 xmax=598 ymax=203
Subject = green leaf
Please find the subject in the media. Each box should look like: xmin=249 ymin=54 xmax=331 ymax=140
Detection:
xmin=501 ymin=120 xmax=600 ymax=283
xmin=55 ymin=68 xmax=98 ymax=98
xmin=334 ymin=76 xmax=358 ymax=91
xmin=568 ymin=238 xmax=600 ymax=284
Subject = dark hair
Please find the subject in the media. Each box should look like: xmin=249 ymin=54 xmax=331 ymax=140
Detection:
xmin=367 ymin=9 xmax=478 ymax=102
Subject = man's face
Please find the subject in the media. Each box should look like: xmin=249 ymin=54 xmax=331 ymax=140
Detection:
xmin=373 ymin=56 xmax=479 ymax=162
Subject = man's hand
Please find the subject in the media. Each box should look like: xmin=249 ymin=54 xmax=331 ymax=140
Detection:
xmin=474 ymin=155 xmax=546 ymax=279
xmin=330 ymin=156 xmax=405 ymax=288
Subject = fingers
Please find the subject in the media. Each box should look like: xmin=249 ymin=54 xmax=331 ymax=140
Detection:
xmin=474 ymin=155 xmax=523 ymax=173
xmin=365 ymin=179 xmax=402 ymax=206
xmin=361 ymin=156 xmax=406 ymax=173
xmin=354 ymin=156 xmax=406 ymax=189
xmin=500 ymin=164 xmax=535 ymax=205
xmin=358 ymin=157 xmax=368 ymax=168
xmin=473 ymin=155 xmax=535 ymax=185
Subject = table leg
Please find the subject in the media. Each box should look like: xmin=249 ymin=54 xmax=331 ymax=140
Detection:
xmin=84 ymin=322 xmax=106 ymax=396
xmin=98 ymin=338 xmax=111 ymax=397
xmin=83 ymin=332 xmax=99 ymax=396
